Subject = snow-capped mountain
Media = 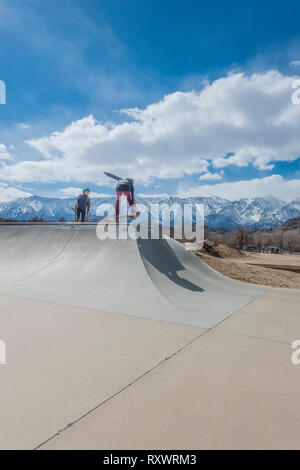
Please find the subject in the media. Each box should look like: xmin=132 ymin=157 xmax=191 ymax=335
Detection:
xmin=0 ymin=195 xmax=116 ymax=221
xmin=279 ymin=197 xmax=300 ymax=223
xmin=205 ymin=196 xmax=288 ymax=229
xmin=0 ymin=194 xmax=299 ymax=229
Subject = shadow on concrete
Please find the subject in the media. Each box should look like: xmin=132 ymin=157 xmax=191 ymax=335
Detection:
xmin=137 ymin=238 xmax=204 ymax=292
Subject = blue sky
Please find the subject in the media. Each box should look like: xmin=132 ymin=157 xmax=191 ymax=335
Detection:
xmin=0 ymin=0 xmax=300 ymax=201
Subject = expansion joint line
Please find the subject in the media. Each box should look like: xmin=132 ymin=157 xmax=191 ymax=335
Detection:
xmin=34 ymin=291 xmax=269 ymax=450
xmin=34 ymin=327 xmax=210 ymax=450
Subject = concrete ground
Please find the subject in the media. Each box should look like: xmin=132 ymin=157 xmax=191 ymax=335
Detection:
xmin=0 ymin=288 xmax=299 ymax=450
xmin=0 ymin=225 xmax=299 ymax=449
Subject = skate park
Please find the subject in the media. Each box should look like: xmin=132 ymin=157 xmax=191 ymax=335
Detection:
xmin=0 ymin=223 xmax=300 ymax=449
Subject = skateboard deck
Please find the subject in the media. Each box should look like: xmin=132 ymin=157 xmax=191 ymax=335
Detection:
xmin=72 ymin=207 xmax=77 ymax=222
xmin=99 ymin=211 xmax=141 ymax=224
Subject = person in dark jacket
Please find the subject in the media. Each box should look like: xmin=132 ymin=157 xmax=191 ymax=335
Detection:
xmin=75 ymin=188 xmax=91 ymax=222
xmin=104 ymin=172 xmax=135 ymax=218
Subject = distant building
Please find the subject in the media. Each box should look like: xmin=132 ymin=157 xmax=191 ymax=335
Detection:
xmin=266 ymin=245 xmax=280 ymax=254
xmin=245 ymin=245 xmax=257 ymax=252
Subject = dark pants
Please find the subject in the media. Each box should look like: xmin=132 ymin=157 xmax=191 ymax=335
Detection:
xmin=115 ymin=191 xmax=133 ymax=217
xmin=76 ymin=208 xmax=86 ymax=222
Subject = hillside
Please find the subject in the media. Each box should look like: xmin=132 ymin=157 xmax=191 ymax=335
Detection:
xmin=277 ymin=217 xmax=300 ymax=230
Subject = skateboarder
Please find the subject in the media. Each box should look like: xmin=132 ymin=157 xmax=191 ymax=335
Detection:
xmin=75 ymin=188 xmax=91 ymax=222
xmin=104 ymin=172 xmax=135 ymax=218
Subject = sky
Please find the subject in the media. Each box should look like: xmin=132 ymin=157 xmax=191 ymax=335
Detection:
xmin=0 ymin=0 xmax=300 ymax=202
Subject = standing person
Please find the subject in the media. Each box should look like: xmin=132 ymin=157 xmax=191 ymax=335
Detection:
xmin=75 ymin=188 xmax=91 ymax=222
xmin=104 ymin=172 xmax=135 ymax=218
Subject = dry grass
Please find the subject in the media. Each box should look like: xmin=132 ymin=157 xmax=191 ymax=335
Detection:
xmin=207 ymin=243 xmax=244 ymax=258
xmin=243 ymin=252 xmax=300 ymax=266
xmin=194 ymin=250 xmax=300 ymax=289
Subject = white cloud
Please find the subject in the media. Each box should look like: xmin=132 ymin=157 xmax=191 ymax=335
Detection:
xmin=0 ymin=183 xmax=32 ymax=202
xmin=290 ymin=60 xmax=300 ymax=67
xmin=1 ymin=70 xmax=300 ymax=185
xmin=199 ymin=171 xmax=223 ymax=181
xmin=59 ymin=187 xmax=111 ymax=198
xmin=19 ymin=123 xmax=31 ymax=129
xmin=0 ymin=143 xmax=13 ymax=161
xmin=177 ymin=175 xmax=300 ymax=202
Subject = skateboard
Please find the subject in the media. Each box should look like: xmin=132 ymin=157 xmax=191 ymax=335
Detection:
xmin=125 ymin=211 xmax=140 ymax=220
xmin=99 ymin=211 xmax=141 ymax=224
xmin=72 ymin=207 xmax=77 ymax=222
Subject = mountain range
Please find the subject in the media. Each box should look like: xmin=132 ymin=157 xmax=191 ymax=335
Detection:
xmin=0 ymin=194 xmax=299 ymax=230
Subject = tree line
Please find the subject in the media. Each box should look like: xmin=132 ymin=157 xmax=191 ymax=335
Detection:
xmin=206 ymin=226 xmax=300 ymax=253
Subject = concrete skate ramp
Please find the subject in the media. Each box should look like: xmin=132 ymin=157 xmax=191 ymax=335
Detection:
xmin=0 ymin=224 xmax=267 ymax=328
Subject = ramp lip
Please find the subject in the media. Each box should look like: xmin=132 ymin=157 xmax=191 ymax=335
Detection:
xmin=0 ymin=222 xmax=99 ymax=226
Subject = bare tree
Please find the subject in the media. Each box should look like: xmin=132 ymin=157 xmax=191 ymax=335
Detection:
xmin=235 ymin=226 xmax=250 ymax=250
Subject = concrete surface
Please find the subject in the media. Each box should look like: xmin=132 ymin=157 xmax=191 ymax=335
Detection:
xmin=0 ymin=224 xmax=299 ymax=449
xmin=0 ymin=294 xmax=204 ymax=449
xmin=0 ymin=224 xmax=267 ymax=328
xmin=40 ymin=289 xmax=300 ymax=450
